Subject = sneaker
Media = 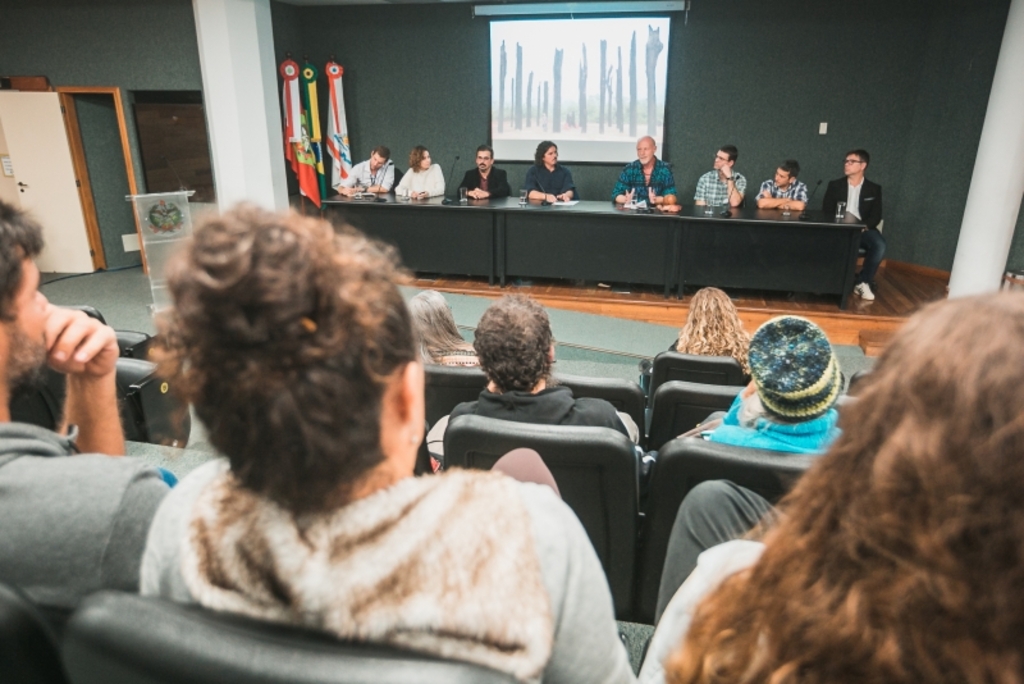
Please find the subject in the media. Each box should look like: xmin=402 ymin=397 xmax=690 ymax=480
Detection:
xmin=854 ymin=282 xmax=876 ymax=301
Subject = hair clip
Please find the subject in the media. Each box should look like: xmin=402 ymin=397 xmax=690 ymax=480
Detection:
xmin=300 ymin=317 xmax=318 ymax=333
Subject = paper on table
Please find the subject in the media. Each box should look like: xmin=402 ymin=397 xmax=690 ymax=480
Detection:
xmin=554 ymin=200 xmax=579 ymax=206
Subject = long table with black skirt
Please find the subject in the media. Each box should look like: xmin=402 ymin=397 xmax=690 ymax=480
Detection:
xmin=321 ymin=194 xmax=865 ymax=309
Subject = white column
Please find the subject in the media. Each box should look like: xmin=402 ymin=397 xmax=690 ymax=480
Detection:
xmin=192 ymin=0 xmax=288 ymax=211
xmin=948 ymin=0 xmax=1024 ymax=297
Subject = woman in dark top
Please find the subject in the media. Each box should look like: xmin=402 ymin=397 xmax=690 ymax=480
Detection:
xmin=524 ymin=141 xmax=576 ymax=202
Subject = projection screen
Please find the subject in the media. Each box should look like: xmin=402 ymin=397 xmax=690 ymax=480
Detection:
xmin=490 ymin=17 xmax=671 ymax=163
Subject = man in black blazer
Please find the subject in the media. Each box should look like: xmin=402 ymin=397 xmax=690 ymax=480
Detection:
xmin=459 ymin=145 xmax=511 ymax=200
xmin=822 ymin=149 xmax=884 ymax=301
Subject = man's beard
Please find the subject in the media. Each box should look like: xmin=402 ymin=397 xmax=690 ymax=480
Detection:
xmin=4 ymin=324 xmax=47 ymax=395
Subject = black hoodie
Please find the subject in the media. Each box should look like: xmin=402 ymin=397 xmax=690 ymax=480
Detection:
xmin=450 ymin=386 xmax=629 ymax=437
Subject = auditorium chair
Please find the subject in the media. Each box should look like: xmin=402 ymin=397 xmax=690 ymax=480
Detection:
xmin=552 ymin=373 xmax=646 ymax=447
xmin=61 ymin=592 xmax=516 ymax=684
xmin=62 ymin=304 xmax=158 ymax=360
xmin=0 ymin=582 xmax=69 ymax=684
xmin=648 ymin=351 xmax=748 ymax=399
xmin=115 ymin=359 xmax=191 ymax=447
xmin=423 ymin=364 xmax=487 ymax=427
xmin=646 ymin=381 xmax=743 ymax=452
xmin=443 ymin=415 xmax=639 ymax=620
xmin=634 ymin=437 xmax=816 ymax=624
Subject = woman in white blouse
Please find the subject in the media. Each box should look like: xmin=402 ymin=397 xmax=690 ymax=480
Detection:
xmin=395 ymin=146 xmax=445 ymax=199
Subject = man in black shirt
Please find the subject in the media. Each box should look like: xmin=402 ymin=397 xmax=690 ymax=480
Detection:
xmin=458 ymin=145 xmax=511 ymax=200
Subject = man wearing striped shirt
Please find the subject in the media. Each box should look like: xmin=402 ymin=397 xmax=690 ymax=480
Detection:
xmin=694 ymin=145 xmax=746 ymax=208
xmin=755 ymin=160 xmax=809 ymax=211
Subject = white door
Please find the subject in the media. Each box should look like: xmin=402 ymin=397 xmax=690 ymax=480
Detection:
xmin=0 ymin=92 xmax=94 ymax=273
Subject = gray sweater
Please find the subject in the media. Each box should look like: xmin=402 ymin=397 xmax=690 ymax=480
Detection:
xmin=0 ymin=422 xmax=169 ymax=608
xmin=142 ymin=459 xmax=636 ymax=684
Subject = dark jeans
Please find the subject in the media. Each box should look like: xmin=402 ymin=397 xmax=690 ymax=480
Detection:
xmin=856 ymin=227 xmax=886 ymax=287
xmin=654 ymin=480 xmax=775 ymax=624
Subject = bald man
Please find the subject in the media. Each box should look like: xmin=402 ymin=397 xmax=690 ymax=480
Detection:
xmin=612 ymin=136 xmax=677 ymax=207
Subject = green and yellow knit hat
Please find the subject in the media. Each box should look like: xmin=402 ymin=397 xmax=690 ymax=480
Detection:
xmin=748 ymin=316 xmax=840 ymax=420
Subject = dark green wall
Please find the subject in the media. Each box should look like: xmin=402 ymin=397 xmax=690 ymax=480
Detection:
xmin=274 ymin=0 xmax=1017 ymax=272
xmin=74 ymin=94 xmax=142 ymax=269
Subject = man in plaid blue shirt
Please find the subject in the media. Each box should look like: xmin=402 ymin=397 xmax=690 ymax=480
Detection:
xmin=756 ymin=159 xmax=809 ymax=211
xmin=612 ymin=136 xmax=677 ymax=207
xmin=694 ymin=145 xmax=746 ymax=208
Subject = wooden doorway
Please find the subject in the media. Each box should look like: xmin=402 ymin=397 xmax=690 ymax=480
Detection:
xmin=56 ymin=86 xmax=145 ymax=272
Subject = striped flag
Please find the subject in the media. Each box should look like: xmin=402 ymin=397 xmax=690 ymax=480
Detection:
xmin=300 ymin=62 xmax=327 ymax=202
xmin=325 ymin=61 xmax=353 ymax=190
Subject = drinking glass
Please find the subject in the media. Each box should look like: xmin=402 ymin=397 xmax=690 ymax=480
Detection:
xmin=459 ymin=187 xmax=468 ymax=204
xmin=519 ymin=190 xmax=528 ymax=206
xmin=835 ymin=201 xmax=847 ymax=220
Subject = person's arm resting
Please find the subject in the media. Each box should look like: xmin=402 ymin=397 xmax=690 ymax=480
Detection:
xmin=47 ymin=307 xmax=125 ymax=456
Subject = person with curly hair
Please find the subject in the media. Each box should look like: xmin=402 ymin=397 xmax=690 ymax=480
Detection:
xmin=524 ymin=141 xmax=576 ymax=202
xmin=640 ymin=293 xmax=1024 ymax=684
xmin=407 ymin=290 xmax=478 ymax=367
xmin=673 ymin=287 xmax=750 ymax=376
xmin=448 ymin=294 xmax=630 ymax=438
xmin=140 ymin=206 xmax=634 ymax=683
xmin=395 ymin=145 xmax=445 ymax=199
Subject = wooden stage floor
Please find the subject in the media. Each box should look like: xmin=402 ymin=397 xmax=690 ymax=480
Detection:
xmin=412 ymin=261 xmax=950 ymax=354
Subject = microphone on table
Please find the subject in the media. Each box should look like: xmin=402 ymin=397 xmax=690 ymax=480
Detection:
xmin=799 ymin=180 xmax=823 ymax=220
xmin=440 ymin=155 xmax=462 ymax=205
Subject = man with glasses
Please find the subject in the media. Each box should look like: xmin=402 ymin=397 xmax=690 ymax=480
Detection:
xmin=458 ymin=145 xmax=511 ymax=200
xmin=822 ymin=149 xmax=884 ymax=301
xmin=756 ymin=159 xmax=809 ymax=211
xmin=694 ymin=145 xmax=746 ymax=208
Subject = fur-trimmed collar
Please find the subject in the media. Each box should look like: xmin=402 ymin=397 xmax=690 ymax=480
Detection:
xmin=182 ymin=469 xmax=553 ymax=681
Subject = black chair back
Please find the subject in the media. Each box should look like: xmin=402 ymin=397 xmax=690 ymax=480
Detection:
xmin=443 ymin=415 xmax=639 ymax=619
xmin=423 ymin=364 xmax=487 ymax=427
xmin=649 ymin=351 xmax=747 ymax=397
xmin=634 ymin=437 xmax=815 ymax=623
xmin=552 ymin=373 xmax=646 ymax=446
xmin=115 ymin=359 xmax=191 ymax=447
xmin=62 ymin=591 xmax=516 ymax=684
xmin=0 ymin=582 xmax=68 ymax=684
xmin=647 ymin=381 xmax=743 ymax=452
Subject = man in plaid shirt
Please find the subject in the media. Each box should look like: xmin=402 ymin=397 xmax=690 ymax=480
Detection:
xmin=755 ymin=159 xmax=809 ymax=211
xmin=694 ymin=145 xmax=746 ymax=208
xmin=612 ymin=136 xmax=678 ymax=207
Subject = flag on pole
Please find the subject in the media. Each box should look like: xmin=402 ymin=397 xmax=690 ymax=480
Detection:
xmin=325 ymin=61 xmax=353 ymax=190
xmin=301 ymin=62 xmax=328 ymax=202
xmin=280 ymin=58 xmax=321 ymax=208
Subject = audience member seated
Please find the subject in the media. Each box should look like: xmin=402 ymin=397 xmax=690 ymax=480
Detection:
xmin=704 ymin=316 xmax=840 ymax=454
xmin=140 ymin=206 xmax=634 ymax=683
xmin=395 ymin=145 xmax=445 ymax=199
xmin=407 ymin=290 xmax=478 ymax=367
xmin=640 ymin=293 xmax=1024 ymax=684
xmin=447 ymin=294 xmax=636 ymax=442
xmin=0 ymin=201 xmax=169 ymax=612
xmin=672 ymin=287 xmax=751 ymax=375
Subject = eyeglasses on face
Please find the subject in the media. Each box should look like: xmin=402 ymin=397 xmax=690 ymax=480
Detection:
xmin=844 ymin=158 xmax=865 ymax=165
xmin=715 ymin=155 xmax=730 ymax=162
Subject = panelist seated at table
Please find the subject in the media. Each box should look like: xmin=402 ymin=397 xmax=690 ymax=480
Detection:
xmin=395 ymin=145 xmax=446 ymax=199
xmin=612 ymin=136 xmax=677 ymax=207
xmin=694 ymin=144 xmax=746 ymax=208
xmin=755 ymin=159 xmax=809 ymax=212
xmin=459 ymin=144 xmax=511 ymax=200
xmin=822 ymin=149 xmax=884 ymax=302
xmin=524 ymin=141 xmax=576 ymax=203
xmin=335 ymin=145 xmax=394 ymax=195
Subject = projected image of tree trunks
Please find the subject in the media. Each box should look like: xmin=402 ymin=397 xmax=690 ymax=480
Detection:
xmin=526 ymin=72 xmax=533 ymax=128
xmin=489 ymin=18 xmax=669 ymax=159
xmin=646 ymin=27 xmax=663 ymax=136
xmin=629 ymin=32 xmax=637 ymax=137
xmin=553 ymin=49 xmax=562 ymax=133
xmin=578 ymin=44 xmax=587 ymax=133
xmin=515 ymin=43 xmax=523 ymax=130
xmin=599 ymin=40 xmax=607 ymax=134
xmin=616 ymin=46 xmax=623 ymax=132
xmin=498 ymin=41 xmax=506 ymax=134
